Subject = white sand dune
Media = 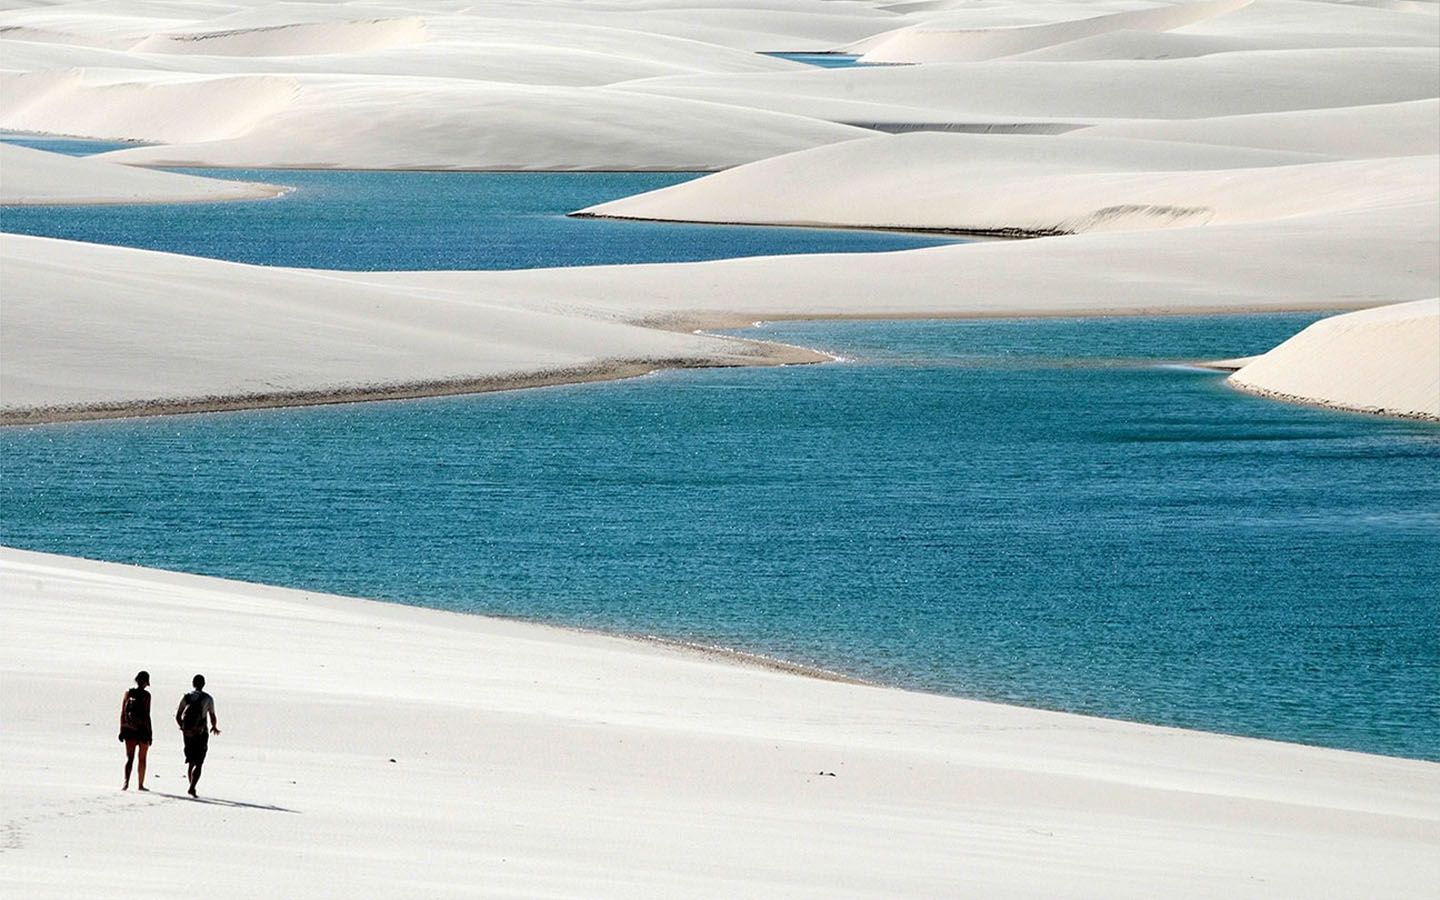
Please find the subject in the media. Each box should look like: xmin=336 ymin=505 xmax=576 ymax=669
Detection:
xmin=0 ymin=233 xmax=817 ymax=419
xmin=1175 ymin=0 xmax=1440 ymax=45
xmin=85 ymin=74 xmax=868 ymax=170
xmin=458 ymin=3 xmax=906 ymax=51
xmin=0 ymin=12 xmax=186 ymax=51
xmin=3 ymin=547 xmax=1437 ymax=898
xmin=0 ymin=143 xmax=283 ymax=205
xmin=1 ymin=17 xmax=802 ymax=86
xmin=624 ymin=47 xmax=1440 ymax=124
xmin=129 ymin=17 xmax=432 ymax=57
xmin=2 ymin=69 xmax=301 ymax=144
xmin=1005 ymin=22 xmax=1437 ymax=61
xmin=843 ymin=0 xmax=1198 ymax=40
xmin=0 ymin=1 xmax=897 ymax=70
xmin=386 ymin=199 xmax=1440 ymax=323
xmin=0 ymin=1 xmax=897 ymax=169
xmin=852 ymin=0 xmax=1439 ymax=62
xmin=1229 ymin=299 xmax=1440 ymax=419
xmin=0 ymin=67 xmax=869 ymax=170
xmin=576 ymin=131 xmax=1435 ymax=234
xmin=1081 ymin=99 xmax=1440 ymax=158
xmin=849 ymin=0 xmax=1255 ymax=63
xmin=0 ymin=0 xmax=900 ymax=51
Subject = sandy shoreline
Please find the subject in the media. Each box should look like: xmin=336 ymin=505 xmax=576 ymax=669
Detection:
xmin=0 ymin=187 xmax=290 ymax=205
xmin=570 ymin=210 xmax=1069 ymax=239
xmin=0 ymin=347 xmax=825 ymax=426
xmin=1 ymin=187 xmax=290 ymax=207
xmin=1227 ymin=381 xmax=1440 ymax=422
xmin=630 ymin=634 xmax=872 ymax=686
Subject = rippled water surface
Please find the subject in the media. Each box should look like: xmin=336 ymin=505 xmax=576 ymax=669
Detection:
xmin=4 ymin=316 xmax=1437 ymax=760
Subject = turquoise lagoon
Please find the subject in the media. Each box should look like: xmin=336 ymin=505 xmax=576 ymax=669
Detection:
xmin=2 ymin=317 xmax=1437 ymax=760
xmin=1 ymin=162 xmax=1436 ymax=760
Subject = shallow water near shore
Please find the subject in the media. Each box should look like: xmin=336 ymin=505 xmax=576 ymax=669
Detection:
xmin=3 ymin=315 xmax=1437 ymax=760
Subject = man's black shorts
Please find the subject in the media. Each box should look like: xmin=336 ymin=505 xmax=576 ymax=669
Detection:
xmin=183 ymin=731 xmax=209 ymax=765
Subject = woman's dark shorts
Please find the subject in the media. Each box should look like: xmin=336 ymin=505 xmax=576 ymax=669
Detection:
xmin=119 ymin=726 xmax=152 ymax=745
xmin=183 ymin=732 xmax=209 ymax=764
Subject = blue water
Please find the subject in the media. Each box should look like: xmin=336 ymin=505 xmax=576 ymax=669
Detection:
xmin=4 ymin=316 xmax=1437 ymax=760
xmin=0 ymin=134 xmax=142 ymax=156
xmin=0 ymin=166 xmax=960 ymax=270
xmin=762 ymin=52 xmax=868 ymax=68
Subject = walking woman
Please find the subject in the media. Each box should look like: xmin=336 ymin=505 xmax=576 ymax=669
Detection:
xmin=119 ymin=670 xmax=152 ymax=791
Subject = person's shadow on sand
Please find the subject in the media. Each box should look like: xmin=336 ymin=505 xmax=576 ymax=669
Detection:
xmin=152 ymin=792 xmax=299 ymax=813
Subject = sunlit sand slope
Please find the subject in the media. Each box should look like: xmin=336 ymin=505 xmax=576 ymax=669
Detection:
xmin=3 ymin=547 xmax=1438 ymax=898
xmin=1229 ymin=299 xmax=1440 ymax=419
xmin=0 ymin=234 xmax=815 ymax=419
xmin=577 ymin=133 xmax=1432 ymax=234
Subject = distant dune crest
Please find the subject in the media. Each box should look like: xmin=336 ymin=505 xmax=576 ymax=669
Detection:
xmin=129 ymin=17 xmax=430 ymax=57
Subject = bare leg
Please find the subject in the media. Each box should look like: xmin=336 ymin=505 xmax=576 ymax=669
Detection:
xmin=123 ymin=740 xmax=137 ymax=790
xmin=136 ymin=743 xmax=149 ymax=791
xmin=189 ymin=761 xmax=203 ymax=796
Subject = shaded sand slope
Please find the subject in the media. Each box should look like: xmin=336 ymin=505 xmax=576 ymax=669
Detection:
xmin=1229 ymin=299 xmax=1440 ymax=420
xmin=3 ymin=547 xmax=1438 ymax=898
xmin=3 ymin=70 xmax=867 ymax=170
xmin=0 ymin=143 xmax=283 ymax=205
xmin=0 ymin=234 xmax=816 ymax=420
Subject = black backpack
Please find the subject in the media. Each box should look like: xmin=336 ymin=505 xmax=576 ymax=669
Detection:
xmin=122 ymin=689 xmax=144 ymax=728
xmin=181 ymin=692 xmax=206 ymax=731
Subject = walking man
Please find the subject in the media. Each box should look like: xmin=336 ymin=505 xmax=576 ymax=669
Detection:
xmin=176 ymin=674 xmax=220 ymax=797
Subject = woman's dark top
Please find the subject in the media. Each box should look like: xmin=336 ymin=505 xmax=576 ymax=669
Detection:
xmin=119 ymin=687 xmax=153 ymax=745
